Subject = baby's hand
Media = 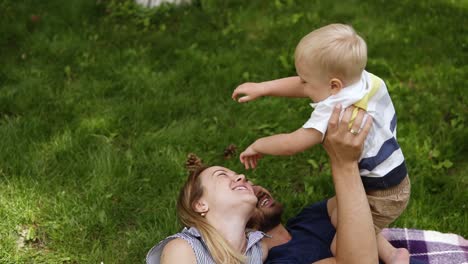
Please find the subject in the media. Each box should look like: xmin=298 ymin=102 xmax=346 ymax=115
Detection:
xmin=240 ymin=146 xmax=263 ymax=169
xmin=232 ymin=82 xmax=265 ymax=103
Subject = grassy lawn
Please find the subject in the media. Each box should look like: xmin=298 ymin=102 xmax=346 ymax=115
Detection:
xmin=0 ymin=0 xmax=466 ymax=263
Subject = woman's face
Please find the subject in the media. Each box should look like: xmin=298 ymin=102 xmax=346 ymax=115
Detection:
xmin=197 ymin=166 xmax=257 ymax=215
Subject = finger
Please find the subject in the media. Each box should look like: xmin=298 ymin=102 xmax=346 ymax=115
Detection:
xmin=251 ymin=157 xmax=257 ymax=168
xmin=356 ymin=115 xmax=373 ymax=142
xmin=255 ymin=154 xmax=263 ymax=168
xmin=339 ymin=106 xmax=354 ymax=133
xmin=249 ymin=157 xmax=255 ymax=170
xmin=232 ymin=89 xmax=239 ymax=101
xmin=254 ymin=156 xmax=260 ymax=168
xmin=244 ymin=157 xmax=250 ymax=169
xmin=351 ymin=109 xmax=365 ymax=133
xmin=341 ymin=106 xmax=354 ymax=123
xmin=328 ymin=104 xmax=342 ymax=132
xmin=232 ymin=87 xmax=245 ymax=101
xmin=240 ymin=154 xmax=249 ymax=169
xmin=238 ymin=95 xmax=251 ymax=103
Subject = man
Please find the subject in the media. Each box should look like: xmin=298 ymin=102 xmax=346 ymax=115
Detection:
xmin=249 ymin=184 xmax=427 ymax=263
xmin=249 ymin=185 xmax=335 ymax=263
xmin=248 ymin=105 xmax=384 ymax=264
xmin=245 ymin=105 xmax=427 ymax=264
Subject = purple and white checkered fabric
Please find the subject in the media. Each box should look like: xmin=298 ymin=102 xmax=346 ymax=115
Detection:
xmin=382 ymin=228 xmax=468 ymax=264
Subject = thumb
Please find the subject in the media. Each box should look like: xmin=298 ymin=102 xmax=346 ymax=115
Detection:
xmin=238 ymin=96 xmax=251 ymax=103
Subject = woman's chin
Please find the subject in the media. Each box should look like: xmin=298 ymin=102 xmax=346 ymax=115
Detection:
xmin=226 ymin=195 xmax=258 ymax=212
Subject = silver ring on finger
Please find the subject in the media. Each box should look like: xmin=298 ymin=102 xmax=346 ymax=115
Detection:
xmin=350 ymin=128 xmax=359 ymax=135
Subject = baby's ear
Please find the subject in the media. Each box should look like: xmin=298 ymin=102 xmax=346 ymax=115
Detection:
xmin=330 ymin=78 xmax=343 ymax=95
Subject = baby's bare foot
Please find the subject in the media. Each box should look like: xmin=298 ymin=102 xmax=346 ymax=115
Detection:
xmin=389 ymin=248 xmax=410 ymax=264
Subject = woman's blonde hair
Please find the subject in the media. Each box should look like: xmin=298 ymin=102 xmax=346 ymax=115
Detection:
xmin=295 ymin=23 xmax=367 ymax=83
xmin=177 ymin=154 xmax=246 ymax=263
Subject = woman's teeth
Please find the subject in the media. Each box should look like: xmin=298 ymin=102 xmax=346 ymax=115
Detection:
xmin=261 ymin=198 xmax=269 ymax=207
xmin=234 ymin=186 xmax=247 ymax=191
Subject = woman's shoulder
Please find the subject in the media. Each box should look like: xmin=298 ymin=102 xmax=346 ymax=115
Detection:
xmin=246 ymin=230 xmax=270 ymax=262
xmin=146 ymin=228 xmax=200 ymax=264
xmin=163 ymin=238 xmax=193 ymax=252
xmin=160 ymin=238 xmax=196 ymax=264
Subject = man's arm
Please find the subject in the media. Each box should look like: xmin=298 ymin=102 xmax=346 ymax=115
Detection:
xmin=232 ymin=76 xmax=307 ymax=103
xmin=317 ymin=105 xmax=378 ymax=264
xmin=240 ymin=127 xmax=322 ymax=169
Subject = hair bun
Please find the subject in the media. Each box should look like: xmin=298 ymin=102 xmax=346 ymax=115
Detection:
xmin=185 ymin=153 xmax=203 ymax=172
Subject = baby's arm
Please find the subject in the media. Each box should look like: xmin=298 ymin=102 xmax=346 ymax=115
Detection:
xmin=240 ymin=127 xmax=322 ymax=169
xmin=232 ymin=76 xmax=307 ymax=103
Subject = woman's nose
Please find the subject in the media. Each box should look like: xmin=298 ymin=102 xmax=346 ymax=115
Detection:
xmin=235 ymin=174 xmax=246 ymax=182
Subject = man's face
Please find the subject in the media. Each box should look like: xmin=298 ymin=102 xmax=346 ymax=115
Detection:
xmin=247 ymin=185 xmax=284 ymax=232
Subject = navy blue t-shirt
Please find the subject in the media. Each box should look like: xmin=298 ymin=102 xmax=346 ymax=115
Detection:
xmin=265 ymin=200 xmax=335 ymax=263
xmin=265 ymin=200 xmax=428 ymax=264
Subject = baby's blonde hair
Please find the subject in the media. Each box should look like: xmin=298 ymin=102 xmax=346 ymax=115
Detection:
xmin=295 ymin=23 xmax=367 ymax=84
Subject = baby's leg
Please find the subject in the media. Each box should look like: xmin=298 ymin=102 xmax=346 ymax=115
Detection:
xmin=367 ymin=176 xmax=411 ymax=264
xmin=378 ymin=233 xmax=409 ymax=264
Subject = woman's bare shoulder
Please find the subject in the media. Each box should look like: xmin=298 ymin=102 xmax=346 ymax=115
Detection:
xmin=161 ymin=238 xmax=196 ymax=264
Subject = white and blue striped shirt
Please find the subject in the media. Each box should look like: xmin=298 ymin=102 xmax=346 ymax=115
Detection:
xmin=146 ymin=227 xmax=266 ymax=264
xmin=303 ymin=70 xmax=407 ymax=190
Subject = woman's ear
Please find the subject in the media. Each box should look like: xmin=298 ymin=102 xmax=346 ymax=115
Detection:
xmin=330 ymin=78 xmax=343 ymax=95
xmin=194 ymin=199 xmax=209 ymax=214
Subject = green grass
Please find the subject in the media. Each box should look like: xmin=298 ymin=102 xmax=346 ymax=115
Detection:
xmin=0 ymin=0 xmax=467 ymax=262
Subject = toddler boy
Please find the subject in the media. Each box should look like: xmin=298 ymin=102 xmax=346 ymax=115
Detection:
xmin=232 ymin=23 xmax=410 ymax=264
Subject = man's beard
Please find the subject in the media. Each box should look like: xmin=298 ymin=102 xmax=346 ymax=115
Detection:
xmin=248 ymin=202 xmax=284 ymax=232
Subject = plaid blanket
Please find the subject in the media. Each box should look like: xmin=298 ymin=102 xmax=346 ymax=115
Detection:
xmin=382 ymin=228 xmax=468 ymax=264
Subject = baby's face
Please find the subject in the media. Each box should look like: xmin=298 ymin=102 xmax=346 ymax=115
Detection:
xmin=296 ymin=61 xmax=332 ymax=103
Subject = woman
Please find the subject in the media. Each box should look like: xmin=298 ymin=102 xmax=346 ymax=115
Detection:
xmin=147 ymin=154 xmax=267 ymax=263
xmin=146 ymin=106 xmax=378 ymax=264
